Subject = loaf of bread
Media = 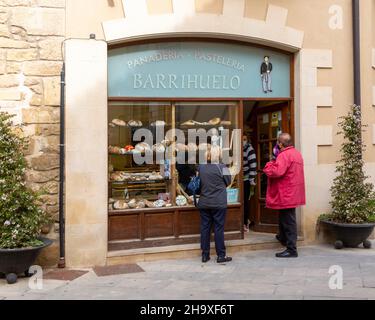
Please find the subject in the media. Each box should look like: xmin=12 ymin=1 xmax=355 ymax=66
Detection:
xmin=112 ymin=119 xmax=126 ymax=127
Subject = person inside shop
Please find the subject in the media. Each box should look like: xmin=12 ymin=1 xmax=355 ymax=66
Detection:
xmin=198 ymin=145 xmax=232 ymax=264
xmin=263 ymin=133 xmax=306 ymax=258
xmin=176 ymin=153 xmax=197 ymax=195
xmin=243 ymin=134 xmax=257 ymax=232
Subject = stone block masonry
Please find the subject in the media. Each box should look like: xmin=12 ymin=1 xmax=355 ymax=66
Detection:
xmin=0 ymin=0 xmax=65 ymax=266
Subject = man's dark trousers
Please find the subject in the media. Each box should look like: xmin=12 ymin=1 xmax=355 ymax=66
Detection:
xmin=200 ymin=208 xmax=226 ymax=258
xmin=278 ymin=208 xmax=297 ymax=254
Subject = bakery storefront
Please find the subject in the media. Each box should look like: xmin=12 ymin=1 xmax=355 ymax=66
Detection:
xmin=105 ymin=40 xmax=293 ymax=251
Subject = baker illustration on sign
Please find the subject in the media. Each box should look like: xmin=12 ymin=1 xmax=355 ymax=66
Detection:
xmin=261 ymin=56 xmax=273 ymax=93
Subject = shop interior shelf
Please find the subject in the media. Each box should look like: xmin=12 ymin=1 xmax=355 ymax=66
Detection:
xmin=109 ymin=179 xmax=169 ymax=185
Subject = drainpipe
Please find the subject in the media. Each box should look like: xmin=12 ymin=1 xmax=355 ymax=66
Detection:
xmin=352 ymin=0 xmax=361 ymax=108
xmin=58 ymin=63 xmax=66 ymax=269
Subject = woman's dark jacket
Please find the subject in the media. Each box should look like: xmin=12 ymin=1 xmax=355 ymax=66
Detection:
xmin=197 ymin=164 xmax=231 ymax=209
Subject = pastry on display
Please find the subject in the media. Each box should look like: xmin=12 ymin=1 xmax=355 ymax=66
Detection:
xmin=161 ymin=139 xmax=172 ymax=147
xmin=135 ymin=142 xmax=151 ymax=153
xmin=111 ymin=119 xmax=127 ymax=127
xmin=128 ymin=199 xmax=137 ymax=208
xmin=151 ymin=120 xmax=166 ymax=127
xmin=110 ymin=172 xmax=124 ymax=181
xmin=128 ymin=120 xmax=142 ymax=127
xmin=145 ymin=200 xmax=155 ymax=208
xmin=154 ymin=199 xmax=166 ymax=208
xmin=108 ymin=145 xmax=121 ymax=154
xmin=176 ymin=195 xmax=187 ymax=207
xmin=209 ymin=117 xmax=221 ymax=125
xmin=181 ymin=120 xmax=196 ymax=126
xmin=124 ymin=145 xmax=135 ymax=152
xmin=113 ymin=200 xmax=129 ymax=210
xmin=136 ymin=200 xmax=146 ymax=209
xmin=152 ymin=143 xmax=166 ymax=153
xmin=110 ymin=171 xmax=164 ymax=182
xmin=149 ymin=172 xmax=164 ymax=180
xmin=220 ymin=120 xmax=232 ymax=126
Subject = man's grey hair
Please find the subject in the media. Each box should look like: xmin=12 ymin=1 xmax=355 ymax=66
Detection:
xmin=278 ymin=133 xmax=293 ymax=147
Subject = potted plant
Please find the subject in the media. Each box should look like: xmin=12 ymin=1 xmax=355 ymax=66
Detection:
xmin=0 ymin=112 xmax=51 ymax=284
xmin=319 ymin=105 xmax=375 ymax=249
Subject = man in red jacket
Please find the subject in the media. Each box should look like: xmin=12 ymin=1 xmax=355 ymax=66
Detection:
xmin=263 ymin=133 xmax=306 ymax=258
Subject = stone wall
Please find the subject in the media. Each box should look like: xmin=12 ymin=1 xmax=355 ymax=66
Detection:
xmin=0 ymin=0 xmax=65 ymax=265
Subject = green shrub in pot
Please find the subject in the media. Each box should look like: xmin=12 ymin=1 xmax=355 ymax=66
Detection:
xmin=318 ymin=105 xmax=375 ymax=249
xmin=0 ymin=112 xmax=49 ymax=249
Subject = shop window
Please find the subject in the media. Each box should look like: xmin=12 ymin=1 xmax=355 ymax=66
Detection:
xmin=108 ymin=101 xmax=241 ymax=212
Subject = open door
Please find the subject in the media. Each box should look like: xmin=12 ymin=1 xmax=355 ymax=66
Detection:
xmin=250 ymin=102 xmax=292 ymax=233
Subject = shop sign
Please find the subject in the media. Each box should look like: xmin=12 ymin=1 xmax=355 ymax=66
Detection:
xmin=108 ymin=42 xmax=291 ymax=98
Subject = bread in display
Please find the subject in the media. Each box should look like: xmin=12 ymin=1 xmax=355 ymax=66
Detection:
xmin=135 ymin=142 xmax=151 ymax=153
xmin=209 ymin=117 xmax=221 ymax=125
xmin=136 ymin=200 xmax=146 ymax=209
xmin=111 ymin=119 xmax=127 ymax=127
xmin=113 ymin=200 xmax=129 ymax=210
xmin=128 ymin=199 xmax=137 ymax=208
xmin=151 ymin=120 xmax=166 ymax=127
xmin=176 ymin=195 xmax=188 ymax=206
xmin=152 ymin=143 xmax=166 ymax=153
xmin=161 ymin=139 xmax=172 ymax=147
xmin=128 ymin=120 xmax=142 ymax=127
xmin=145 ymin=200 xmax=156 ymax=208
xmin=220 ymin=120 xmax=232 ymax=126
xmin=154 ymin=199 xmax=166 ymax=208
xmin=181 ymin=120 xmax=196 ymax=126
xmin=108 ymin=145 xmax=121 ymax=154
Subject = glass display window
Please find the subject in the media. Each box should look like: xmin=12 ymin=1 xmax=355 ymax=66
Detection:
xmin=108 ymin=102 xmax=174 ymax=210
xmin=108 ymin=101 xmax=242 ymax=213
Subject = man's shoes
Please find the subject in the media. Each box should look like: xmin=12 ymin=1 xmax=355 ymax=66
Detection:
xmin=202 ymin=255 xmax=210 ymax=263
xmin=275 ymin=250 xmax=298 ymax=258
xmin=276 ymin=234 xmax=287 ymax=246
xmin=217 ymin=256 xmax=232 ymax=263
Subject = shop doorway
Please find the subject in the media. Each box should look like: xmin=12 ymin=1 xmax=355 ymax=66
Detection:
xmin=243 ymin=100 xmax=293 ymax=233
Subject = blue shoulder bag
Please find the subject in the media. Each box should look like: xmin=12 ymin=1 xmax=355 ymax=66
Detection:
xmin=187 ymin=175 xmax=201 ymax=207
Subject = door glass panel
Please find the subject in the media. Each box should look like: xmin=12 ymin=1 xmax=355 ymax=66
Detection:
xmin=271 ymin=111 xmax=282 ymax=139
xmin=259 ymin=142 xmax=270 ymax=168
xmin=258 ymin=114 xmax=269 ymax=140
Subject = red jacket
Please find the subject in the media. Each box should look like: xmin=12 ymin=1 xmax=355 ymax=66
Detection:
xmin=263 ymin=146 xmax=306 ymax=210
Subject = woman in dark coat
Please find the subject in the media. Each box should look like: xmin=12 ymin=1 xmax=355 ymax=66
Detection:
xmin=198 ymin=145 xmax=232 ymax=264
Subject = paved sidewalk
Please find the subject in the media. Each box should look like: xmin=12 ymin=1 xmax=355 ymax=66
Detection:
xmin=1 ymin=244 xmax=375 ymax=300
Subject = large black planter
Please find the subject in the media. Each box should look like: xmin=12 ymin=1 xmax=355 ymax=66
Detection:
xmin=0 ymin=237 xmax=52 ymax=284
xmin=321 ymin=220 xmax=375 ymax=249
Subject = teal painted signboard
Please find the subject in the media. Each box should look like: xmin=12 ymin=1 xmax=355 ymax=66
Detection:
xmin=108 ymin=42 xmax=291 ymax=98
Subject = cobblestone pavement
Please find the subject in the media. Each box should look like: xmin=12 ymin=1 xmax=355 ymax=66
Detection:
xmin=1 ymin=244 xmax=375 ymax=300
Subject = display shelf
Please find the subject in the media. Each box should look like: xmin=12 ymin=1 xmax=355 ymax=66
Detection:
xmin=108 ymin=202 xmax=242 ymax=215
xmin=109 ymin=179 xmax=169 ymax=184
